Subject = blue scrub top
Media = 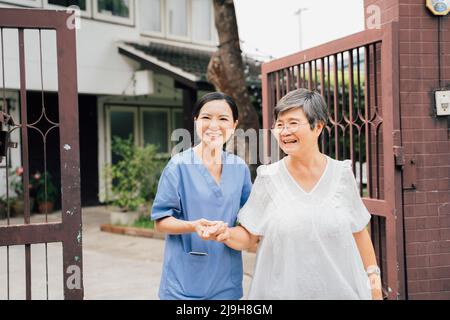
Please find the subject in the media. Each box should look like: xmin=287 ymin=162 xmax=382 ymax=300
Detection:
xmin=151 ymin=148 xmax=252 ymax=300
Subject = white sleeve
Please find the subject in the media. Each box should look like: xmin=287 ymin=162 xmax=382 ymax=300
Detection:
xmin=341 ymin=160 xmax=372 ymax=233
xmin=237 ymin=166 xmax=272 ymax=236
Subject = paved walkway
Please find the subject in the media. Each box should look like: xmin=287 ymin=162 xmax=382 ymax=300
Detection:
xmin=0 ymin=206 xmax=255 ymax=300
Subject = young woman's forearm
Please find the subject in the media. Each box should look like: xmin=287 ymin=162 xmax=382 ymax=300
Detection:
xmin=155 ymin=216 xmax=195 ymax=235
xmin=223 ymin=226 xmax=258 ymax=251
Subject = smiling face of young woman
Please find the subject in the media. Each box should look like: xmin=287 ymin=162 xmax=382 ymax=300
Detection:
xmin=272 ymin=107 xmax=324 ymax=157
xmin=194 ymin=100 xmax=238 ymax=149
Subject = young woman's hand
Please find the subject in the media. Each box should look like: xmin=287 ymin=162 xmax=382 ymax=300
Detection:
xmin=200 ymin=221 xmax=228 ymax=241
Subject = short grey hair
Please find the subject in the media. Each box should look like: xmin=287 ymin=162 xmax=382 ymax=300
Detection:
xmin=273 ymin=88 xmax=329 ymax=130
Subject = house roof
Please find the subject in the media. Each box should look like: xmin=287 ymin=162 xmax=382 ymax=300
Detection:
xmin=117 ymin=41 xmax=262 ymax=90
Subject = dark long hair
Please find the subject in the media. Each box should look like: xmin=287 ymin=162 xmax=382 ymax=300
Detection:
xmin=192 ymin=92 xmax=239 ymax=122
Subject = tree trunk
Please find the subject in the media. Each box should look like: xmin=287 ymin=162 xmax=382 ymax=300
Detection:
xmin=207 ymin=0 xmax=260 ymax=164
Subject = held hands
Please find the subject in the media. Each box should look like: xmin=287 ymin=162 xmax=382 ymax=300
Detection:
xmin=193 ymin=219 xmax=230 ymax=243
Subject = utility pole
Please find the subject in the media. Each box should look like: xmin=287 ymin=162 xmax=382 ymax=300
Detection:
xmin=294 ymin=7 xmax=309 ymax=51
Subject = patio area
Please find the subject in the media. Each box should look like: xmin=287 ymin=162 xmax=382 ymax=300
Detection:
xmin=0 ymin=206 xmax=255 ymax=300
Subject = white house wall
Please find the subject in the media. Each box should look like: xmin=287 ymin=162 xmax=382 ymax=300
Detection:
xmin=0 ymin=2 xmax=218 ymax=96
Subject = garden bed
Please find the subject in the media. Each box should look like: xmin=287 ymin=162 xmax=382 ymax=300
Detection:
xmin=100 ymin=224 xmax=165 ymax=240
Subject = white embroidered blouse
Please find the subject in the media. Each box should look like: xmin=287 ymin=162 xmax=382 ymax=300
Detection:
xmin=238 ymin=156 xmax=372 ymax=300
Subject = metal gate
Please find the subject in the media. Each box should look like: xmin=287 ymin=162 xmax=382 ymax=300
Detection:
xmin=0 ymin=9 xmax=83 ymax=300
xmin=261 ymin=23 xmax=406 ymax=300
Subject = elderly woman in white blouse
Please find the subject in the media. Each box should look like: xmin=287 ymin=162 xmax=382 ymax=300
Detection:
xmin=210 ymin=88 xmax=383 ymax=300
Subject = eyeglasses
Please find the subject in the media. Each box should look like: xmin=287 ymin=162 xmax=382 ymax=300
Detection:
xmin=271 ymin=121 xmax=310 ymax=133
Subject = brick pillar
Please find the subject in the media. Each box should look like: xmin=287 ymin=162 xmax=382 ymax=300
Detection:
xmin=365 ymin=0 xmax=450 ymax=300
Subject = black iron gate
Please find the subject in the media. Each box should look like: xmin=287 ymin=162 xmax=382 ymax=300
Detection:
xmin=0 ymin=8 xmax=83 ymax=300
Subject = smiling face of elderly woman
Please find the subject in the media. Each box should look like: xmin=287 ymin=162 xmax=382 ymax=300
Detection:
xmin=272 ymin=89 xmax=329 ymax=157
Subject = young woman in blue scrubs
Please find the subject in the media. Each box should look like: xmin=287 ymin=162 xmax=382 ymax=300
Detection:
xmin=151 ymin=92 xmax=252 ymax=300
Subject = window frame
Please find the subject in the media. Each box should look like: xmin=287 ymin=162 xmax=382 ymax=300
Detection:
xmin=139 ymin=0 xmax=216 ymax=46
xmin=0 ymin=0 xmax=43 ymax=7
xmin=44 ymin=0 xmax=92 ymax=18
xmin=171 ymin=108 xmax=184 ymax=149
xmin=140 ymin=107 xmax=171 ymax=155
xmin=190 ymin=0 xmax=215 ymax=45
xmin=138 ymin=0 xmax=165 ymax=38
xmin=93 ymin=0 xmax=135 ymax=26
xmin=165 ymin=0 xmax=191 ymax=42
xmin=105 ymin=105 xmax=139 ymax=165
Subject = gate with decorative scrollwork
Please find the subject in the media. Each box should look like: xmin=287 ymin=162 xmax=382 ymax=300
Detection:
xmin=0 ymin=8 xmax=83 ymax=300
xmin=262 ymin=22 xmax=406 ymax=300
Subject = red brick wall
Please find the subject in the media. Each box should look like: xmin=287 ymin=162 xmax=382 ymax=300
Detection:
xmin=365 ymin=0 xmax=450 ymax=300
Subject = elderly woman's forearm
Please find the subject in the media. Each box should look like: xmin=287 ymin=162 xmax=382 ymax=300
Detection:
xmin=224 ymin=226 xmax=257 ymax=251
xmin=353 ymin=228 xmax=378 ymax=268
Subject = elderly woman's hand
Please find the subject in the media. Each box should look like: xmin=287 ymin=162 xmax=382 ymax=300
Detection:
xmin=198 ymin=221 xmax=228 ymax=241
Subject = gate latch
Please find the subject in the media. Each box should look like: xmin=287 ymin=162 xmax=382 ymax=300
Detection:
xmin=394 ymin=145 xmax=417 ymax=190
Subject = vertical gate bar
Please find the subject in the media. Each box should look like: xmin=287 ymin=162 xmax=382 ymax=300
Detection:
xmin=333 ymin=54 xmax=339 ymax=159
xmin=381 ymin=22 xmax=405 ymax=299
xmin=18 ymin=28 xmax=32 ymax=301
xmin=301 ymin=63 xmax=305 ymax=88
xmin=314 ymin=60 xmax=318 ymax=91
xmin=56 ymin=16 xmax=84 ymax=299
xmin=308 ymin=61 xmax=312 ymax=90
xmin=275 ymin=71 xmax=280 ymax=102
xmin=296 ymin=65 xmax=301 ymax=89
xmin=356 ymin=48 xmax=364 ymax=194
xmin=1 ymin=27 xmax=10 ymax=300
xmin=280 ymin=70 xmax=285 ymax=97
xmin=285 ymin=68 xmax=291 ymax=93
xmin=262 ymin=66 xmax=270 ymax=162
xmin=38 ymin=29 xmax=50 ymax=300
xmin=373 ymin=43 xmax=380 ymax=200
xmin=327 ymin=57 xmax=331 ymax=112
xmin=364 ymin=45 xmax=372 ymax=198
xmin=341 ymin=52 xmax=347 ymax=120
xmin=373 ymin=44 xmax=378 ymax=109
xmin=320 ymin=58 xmax=325 ymax=96
xmin=348 ymin=49 xmax=354 ymax=165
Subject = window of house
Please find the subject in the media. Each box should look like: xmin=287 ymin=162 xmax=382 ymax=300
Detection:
xmin=107 ymin=106 xmax=138 ymax=165
xmin=166 ymin=0 xmax=188 ymax=39
xmin=139 ymin=0 xmax=163 ymax=35
xmin=45 ymin=0 xmax=91 ymax=17
xmin=171 ymin=109 xmax=184 ymax=149
xmin=1 ymin=0 xmax=43 ymax=7
xmin=139 ymin=0 xmax=214 ymax=45
xmin=93 ymin=0 xmax=134 ymax=26
xmin=191 ymin=0 xmax=212 ymax=42
xmin=141 ymin=108 xmax=169 ymax=153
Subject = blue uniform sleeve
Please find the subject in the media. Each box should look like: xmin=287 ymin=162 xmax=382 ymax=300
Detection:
xmin=151 ymin=164 xmax=182 ymax=221
xmin=240 ymin=165 xmax=253 ymax=208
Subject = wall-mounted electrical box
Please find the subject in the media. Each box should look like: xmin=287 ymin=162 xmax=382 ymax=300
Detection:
xmin=435 ymin=90 xmax=450 ymax=116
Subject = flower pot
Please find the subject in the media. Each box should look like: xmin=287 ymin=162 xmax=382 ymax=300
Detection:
xmin=110 ymin=210 xmax=140 ymax=226
xmin=38 ymin=201 xmax=54 ymax=214
xmin=0 ymin=201 xmax=7 ymax=220
xmin=11 ymin=199 xmax=24 ymax=217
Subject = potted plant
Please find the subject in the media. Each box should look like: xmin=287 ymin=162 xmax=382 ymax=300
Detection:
xmin=104 ymin=136 xmax=166 ymax=226
xmin=34 ymin=171 xmax=58 ymax=214
xmin=9 ymin=167 xmax=36 ymax=216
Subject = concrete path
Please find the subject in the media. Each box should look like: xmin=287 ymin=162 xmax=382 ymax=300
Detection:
xmin=0 ymin=206 xmax=255 ymax=300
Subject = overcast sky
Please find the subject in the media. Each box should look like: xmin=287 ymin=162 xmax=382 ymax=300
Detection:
xmin=234 ymin=0 xmax=365 ymax=60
